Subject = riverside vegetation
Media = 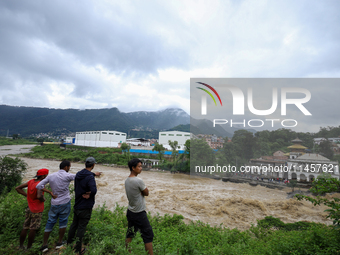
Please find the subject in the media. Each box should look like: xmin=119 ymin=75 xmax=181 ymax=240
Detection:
xmin=0 ymin=155 xmax=340 ymax=253
xmin=21 ymin=144 xmax=192 ymax=172
xmin=0 ymin=136 xmax=36 ymax=146
xmin=1 ymin=188 xmax=340 ymax=255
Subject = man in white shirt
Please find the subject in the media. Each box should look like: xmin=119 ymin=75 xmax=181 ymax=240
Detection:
xmin=36 ymin=160 xmax=75 ymax=252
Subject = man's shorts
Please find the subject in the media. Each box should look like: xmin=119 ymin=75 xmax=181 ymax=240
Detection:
xmin=23 ymin=207 xmax=43 ymax=230
xmin=45 ymin=201 xmax=71 ymax=232
xmin=126 ymin=209 xmax=154 ymax=243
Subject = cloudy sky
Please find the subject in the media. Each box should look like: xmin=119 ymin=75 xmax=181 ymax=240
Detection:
xmin=1 ymin=0 xmax=340 ymax=131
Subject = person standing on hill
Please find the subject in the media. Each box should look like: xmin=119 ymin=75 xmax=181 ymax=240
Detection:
xmin=125 ymin=158 xmax=154 ymax=255
xmin=15 ymin=168 xmax=54 ymax=250
xmin=67 ymin=157 xmax=102 ymax=255
xmin=36 ymin=160 xmax=75 ymax=252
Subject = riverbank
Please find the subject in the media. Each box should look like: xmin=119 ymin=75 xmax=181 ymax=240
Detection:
xmin=2 ymin=145 xmax=336 ymax=229
xmin=2 ymin=145 xmax=340 ymax=254
xmin=1 ymin=189 xmax=339 ymax=255
xmin=18 ymin=157 xmax=333 ymax=231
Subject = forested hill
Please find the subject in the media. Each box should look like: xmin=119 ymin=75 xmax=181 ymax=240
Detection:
xmin=0 ymin=105 xmax=190 ymax=136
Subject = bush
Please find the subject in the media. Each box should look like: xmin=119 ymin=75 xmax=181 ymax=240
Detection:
xmin=257 ymin=216 xmax=317 ymax=231
xmin=0 ymin=157 xmax=27 ymax=196
xmin=1 ymin=190 xmax=340 ymax=254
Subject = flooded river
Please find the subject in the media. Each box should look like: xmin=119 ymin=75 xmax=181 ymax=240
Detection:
xmin=3 ymin=145 xmax=336 ymax=230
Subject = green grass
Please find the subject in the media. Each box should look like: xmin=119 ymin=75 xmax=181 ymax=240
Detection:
xmin=21 ymin=144 xmax=130 ymax=166
xmin=1 ymin=189 xmax=340 ymax=255
xmin=0 ymin=137 xmax=36 ymax=146
xmin=21 ymin=144 xmax=161 ymax=166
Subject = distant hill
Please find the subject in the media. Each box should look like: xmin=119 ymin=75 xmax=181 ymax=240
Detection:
xmin=0 ymin=105 xmax=190 ymax=137
xmin=0 ymin=105 xmax=255 ymax=138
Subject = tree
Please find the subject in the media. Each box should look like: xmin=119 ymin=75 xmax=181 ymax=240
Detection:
xmin=0 ymin=156 xmax=27 ymax=195
xmin=232 ymin=130 xmax=256 ymax=160
xmin=296 ymin=173 xmax=340 ymax=229
xmin=177 ymin=139 xmax=191 ymax=169
xmin=168 ymin=140 xmax=179 ymax=170
xmin=120 ymin=142 xmax=131 ymax=161
xmin=12 ymin=134 xmax=19 ymax=140
xmin=287 ymin=180 xmax=298 ymax=192
xmin=152 ymin=143 xmax=166 ymax=160
xmin=184 ymin=139 xmax=190 ymax=160
xmin=318 ymin=139 xmax=334 ymax=160
xmin=190 ymin=139 xmax=215 ymax=173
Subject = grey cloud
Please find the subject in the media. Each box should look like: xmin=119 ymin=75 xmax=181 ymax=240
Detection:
xmin=1 ymin=0 xmax=340 ymax=119
xmin=0 ymin=1 xmax=189 ymax=75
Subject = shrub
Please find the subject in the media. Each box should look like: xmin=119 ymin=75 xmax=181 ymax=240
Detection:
xmin=0 ymin=157 xmax=27 ymax=196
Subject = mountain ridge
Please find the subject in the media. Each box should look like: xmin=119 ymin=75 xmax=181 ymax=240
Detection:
xmin=0 ymin=105 xmax=251 ymax=138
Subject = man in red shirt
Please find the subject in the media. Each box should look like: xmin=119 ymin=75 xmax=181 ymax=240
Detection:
xmin=15 ymin=168 xmax=55 ymax=249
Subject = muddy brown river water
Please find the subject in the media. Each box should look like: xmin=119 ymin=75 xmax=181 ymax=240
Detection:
xmin=3 ymin=145 xmax=336 ymax=230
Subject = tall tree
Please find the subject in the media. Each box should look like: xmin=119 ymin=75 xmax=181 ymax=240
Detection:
xmin=232 ymin=130 xmax=256 ymax=160
xmin=152 ymin=143 xmax=165 ymax=160
xmin=184 ymin=139 xmax=190 ymax=160
xmin=168 ymin=140 xmax=179 ymax=170
xmin=317 ymin=139 xmax=334 ymax=160
xmin=120 ymin=142 xmax=131 ymax=161
xmin=0 ymin=156 xmax=27 ymax=195
xmin=190 ymin=139 xmax=215 ymax=173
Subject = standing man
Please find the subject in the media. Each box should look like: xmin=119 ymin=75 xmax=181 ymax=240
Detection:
xmin=67 ymin=157 xmax=101 ymax=255
xmin=125 ymin=158 xmax=153 ymax=255
xmin=15 ymin=168 xmax=54 ymax=250
xmin=36 ymin=160 xmax=75 ymax=252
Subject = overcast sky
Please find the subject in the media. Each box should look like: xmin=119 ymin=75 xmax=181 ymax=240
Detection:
xmin=1 ymin=0 xmax=340 ymax=132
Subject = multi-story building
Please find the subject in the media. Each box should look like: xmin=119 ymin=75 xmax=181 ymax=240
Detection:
xmin=287 ymin=153 xmax=339 ymax=181
xmin=75 ymin=130 xmax=126 ymax=148
xmin=158 ymin=131 xmax=193 ymax=150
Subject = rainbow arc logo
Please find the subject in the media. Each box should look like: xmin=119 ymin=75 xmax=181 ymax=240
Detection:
xmin=196 ymin=82 xmax=223 ymax=106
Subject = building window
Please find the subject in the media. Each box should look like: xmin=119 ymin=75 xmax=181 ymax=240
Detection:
xmin=109 ymin=133 xmax=113 ymax=135
xmin=115 ymin=133 xmax=120 ymax=135
xmin=161 ymin=134 xmax=166 ymax=136
xmin=102 ymin=132 xmax=107 ymax=134
xmin=185 ymin=135 xmax=190 ymax=137
xmin=122 ymin=134 xmax=126 ymax=136
xmin=176 ymin=134 xmax=182 ymax=136
xmin=169 ymin=134 xmax=174 ymax=136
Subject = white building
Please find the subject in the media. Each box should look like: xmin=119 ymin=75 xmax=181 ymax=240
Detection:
xmin=158 ymin=131 xmax=192 ymax=150
xmin=287 ymin=153 xmax=339 ymax=181
xmin=75 ymin=130 xmax=126 ymax=148
xmin=127 ymin=138 xmax=150 ymax=147
xmin=314 ymin=137 xmax=340 ymax=144
xmin=65 ymin=137 xmax=75 ymax=144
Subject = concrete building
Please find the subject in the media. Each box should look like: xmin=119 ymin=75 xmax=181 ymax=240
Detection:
xmin=287 ymin=153 xmax=339 ymax=181
xmin=249 ymin=154 xmax=288 ymax=178
xmin=314 ymin=137 xmax=340 ymax=144
xmin=126 ymin=138 xmax=150 ymax=147
xmin=65 ymin=137 xmax=75 ymax=144
xmin=158 ymin=131 xmax=192 ymax=150
xmin=75 ymin=130 xmax=126 ymax=148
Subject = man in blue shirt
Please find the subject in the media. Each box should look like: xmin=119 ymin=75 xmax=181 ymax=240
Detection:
xmin=67 ymin=157 xmax=101 ymax=254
